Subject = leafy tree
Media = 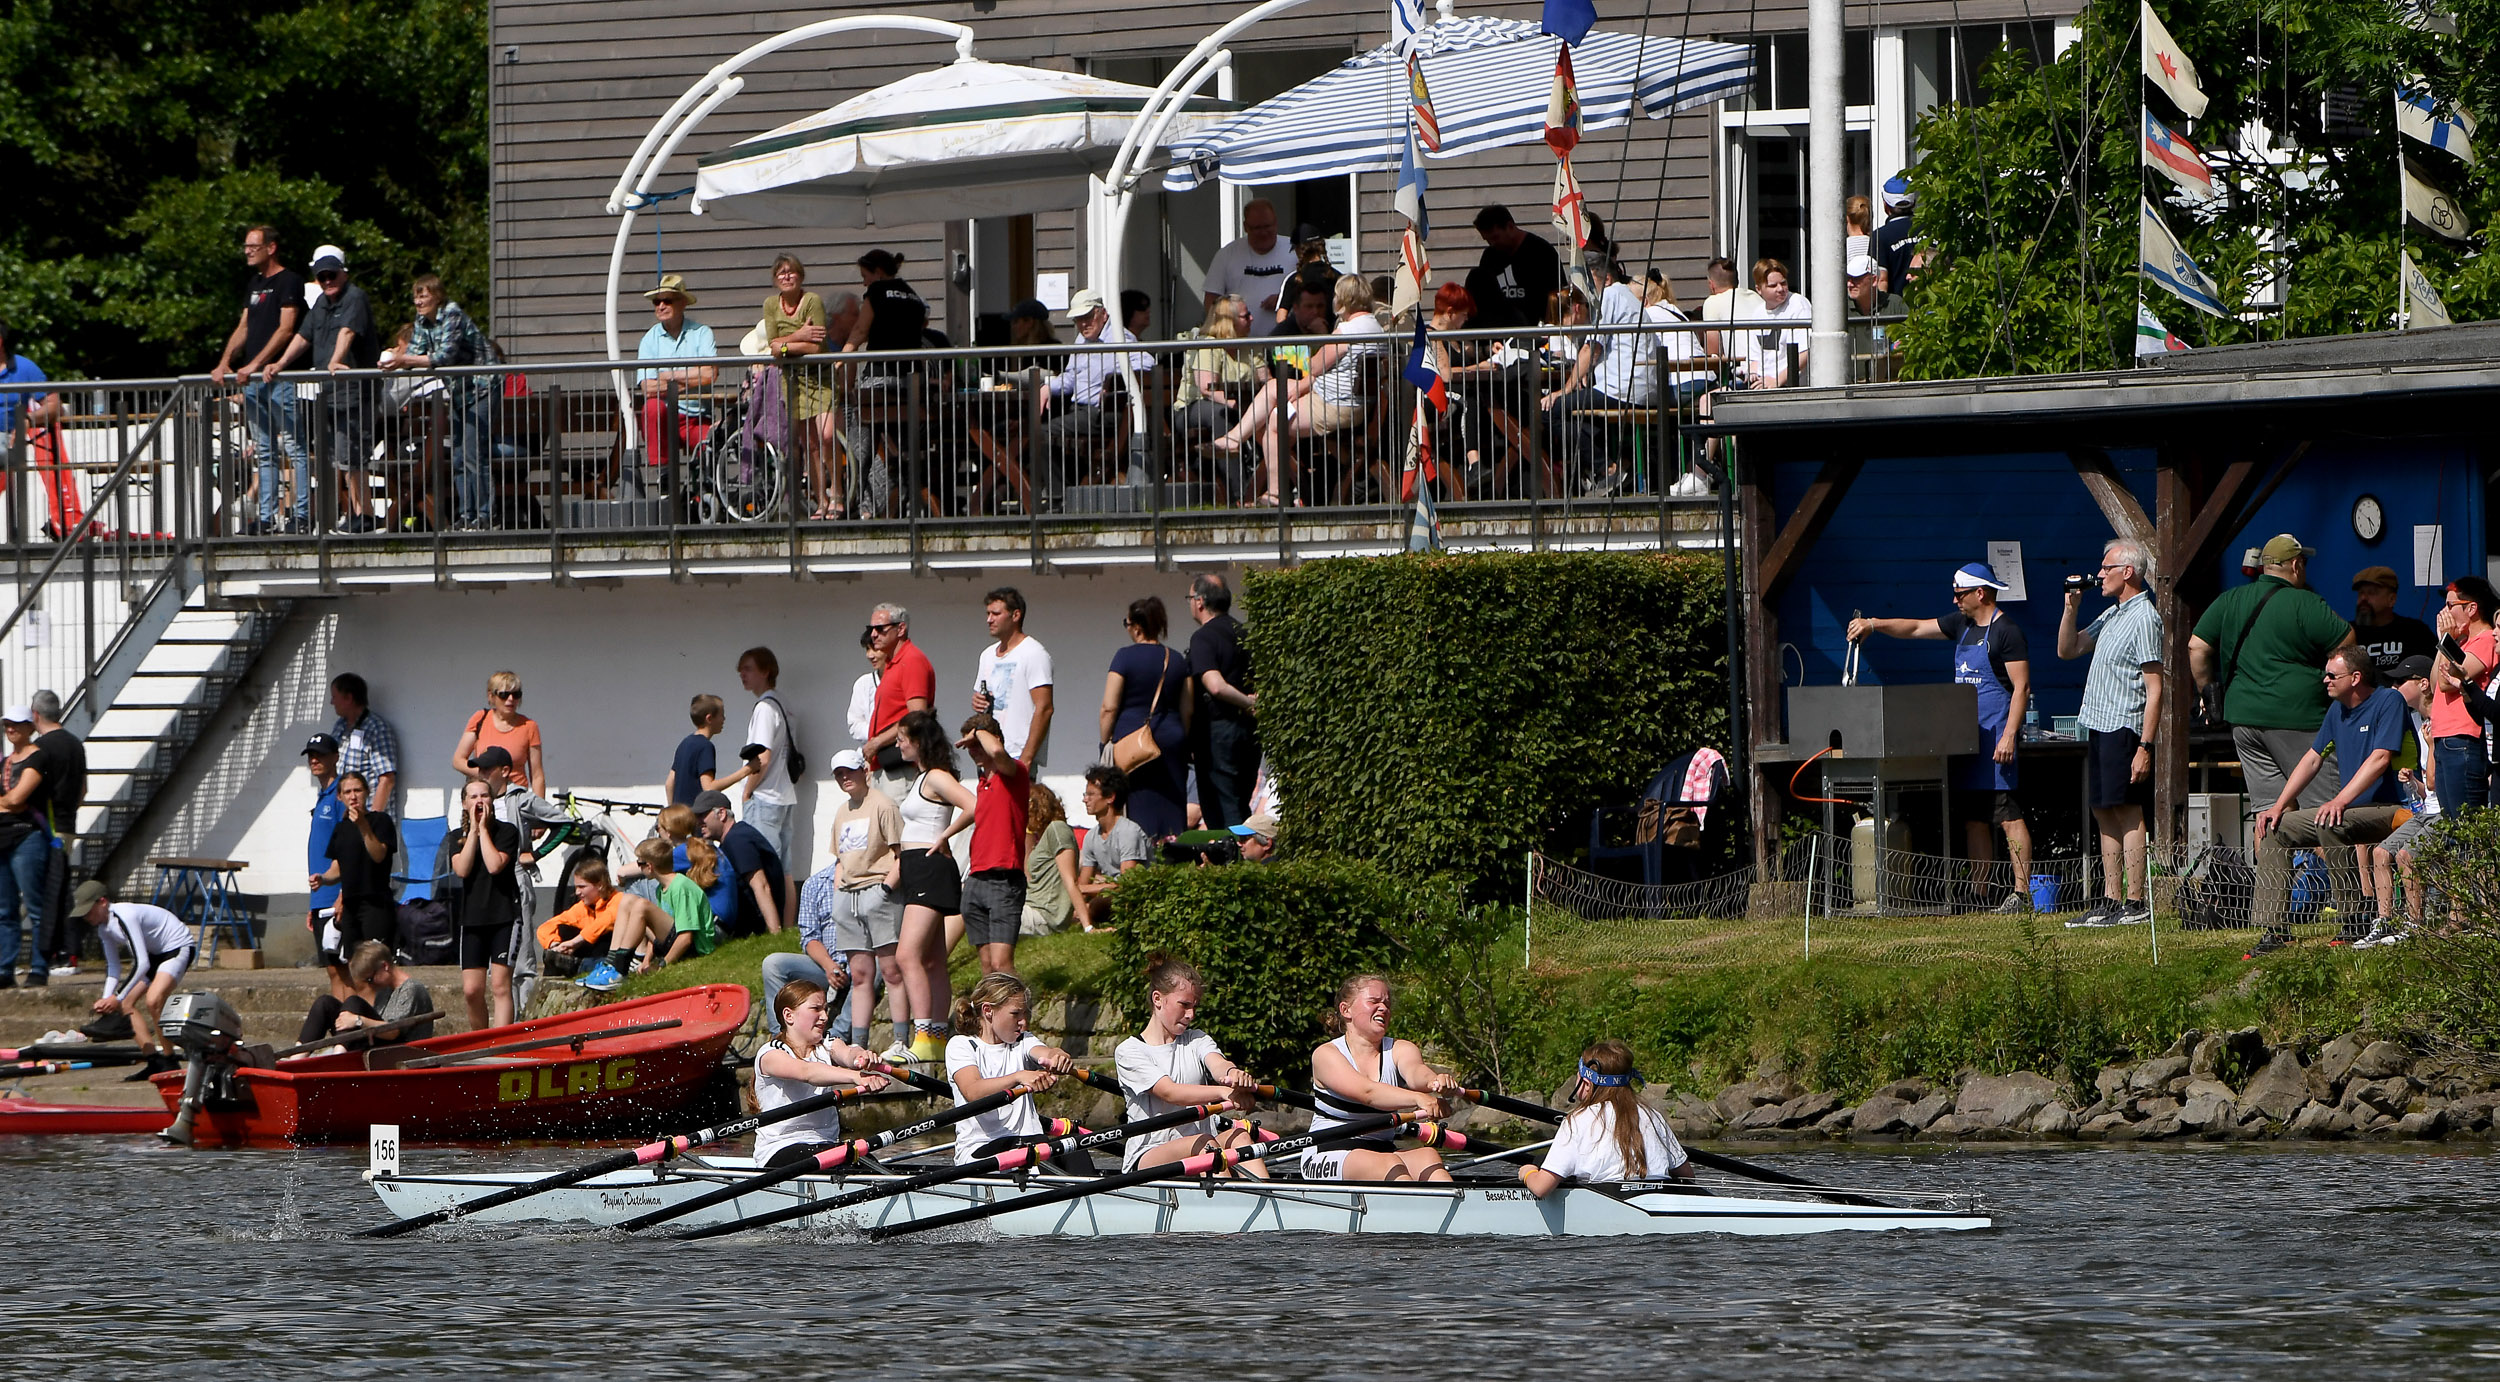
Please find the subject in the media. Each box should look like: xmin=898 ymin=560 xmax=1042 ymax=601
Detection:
xmin=0 ymin=0 xmax=487 ymax=378
xmin=1898 ymin=0 xmax=2496 ymax=377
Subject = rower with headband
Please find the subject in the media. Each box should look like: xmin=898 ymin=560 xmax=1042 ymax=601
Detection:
xmin=1518 ymin=1039 xmax=1693 ymax=1198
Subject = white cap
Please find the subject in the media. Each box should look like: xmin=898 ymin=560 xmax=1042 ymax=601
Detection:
xmin=1846 ymin=254 xmax=1878 ymax=279
xmin=1 ymin=705 xmax=28 ymax=725
xmin=311 ymin=244 xmax=347 ymax=269
xmin=829 ymin=748 xmax=869 ymax=774
xmin=1066 ymin=287 xmax=1106 ymax=321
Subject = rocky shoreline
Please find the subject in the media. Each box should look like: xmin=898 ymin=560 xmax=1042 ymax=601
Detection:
xmin=1647 ymin=1030 xmax=2500 ymax=1144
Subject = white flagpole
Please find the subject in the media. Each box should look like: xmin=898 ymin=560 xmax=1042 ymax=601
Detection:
xmin=2395 ymin=87 xmax=2410 ymax=329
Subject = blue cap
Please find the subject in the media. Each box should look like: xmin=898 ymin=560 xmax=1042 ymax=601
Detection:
xmin=1953 ymin=561 xmax=2009 ymax=591
xmin=1883 ymin=173 xmax=1916 ymax=208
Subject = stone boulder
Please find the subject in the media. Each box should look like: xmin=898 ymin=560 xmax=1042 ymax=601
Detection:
xmin=2180 ymin=1077 xmax=2236 ymax=1104
xmin=2238 ymin=1049 xmax=2312 ymax=1124
xmin=2029 ymin=1103 xmax=2079 ymax=1136
xmin=2314 ymin=1034 xmax=2364 ymax=1090
xmin=2352 ymin=1040 xmax=2413 ymax=1081
xmin=1850 ymin=1095 xmax=1916 ymax=1137
xmin=1873 ymin=1079 xmax=1929 ymax=1103
xmin=2286 ymin=1102 xmax=2354 ymax=1138
xmin=2394 ymin=1108 xmax=2449 ymax=1140
xmin=1712 ymin=1077 xmax=1799 ymax=1124
xmin=1956 ymin=1072 xmax=2061 ymax=1130
xmin=2079 ymin=1111 xmax=2132 ymax=1139
xmin=2176 ymin=1091 xmax=2236 ymax=1133
xmin=1662 ymin=1094 xmax=1725 ymax=1141
xmin=1904 ymin=1091 xmax=1955 ymax=1131
xmin=1816 ymin=1106 xmax=1856 ymax=1135
xmin=2130 ymin=1055 xmax=2191 ymax=1094
xmin=2343 ymin=1077 xmax=2413 ymax=1117
xmin=2094 ymin=1065 xmax=2131 ymax=1104
xmin=2450 ymin=1092 xmax=2500 ymax=1133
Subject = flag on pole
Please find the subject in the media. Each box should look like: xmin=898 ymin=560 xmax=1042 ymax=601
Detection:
xmin=1544 ymin=47 xmax=1583 ymax=160
xmin=2400 ymin=251 xmax=2453 ymax=328
xmin=2141 ymin=3 xmax=2208 ymax=118
xmin=2396 ymin=85 xmax=2478 ymax=165
xmin=2135 ymin=301 xmax=2189 ymax=355
xmin=1404 ymin=314 xmax=1448 ymax=412
xmin=2142 ymin=109 xmax=2219 ymax=200
xmin=2139 ymin=198 xmax=2226 ymax=317
xmin=1391 ymin=0 xmax=1427 ymax=51
xmin=1394 ymin=224 xmax=1431 ymax=323
xmin=1394 ymin=122 xmax=1430 ymax=238
xmin=2402 ymin=157 xmax=2471 ymax=240
xmin=1541 ymin=0 xmax=1597 ymax=46
xmin=1402 ymin=394 xmax=1442 ymax=551
xmin=1407 ymin=52 xmax=1442 ymax=153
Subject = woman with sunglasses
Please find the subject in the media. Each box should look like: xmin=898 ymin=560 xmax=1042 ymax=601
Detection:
xmin=452 ymin=669 xmax=547 ymax=796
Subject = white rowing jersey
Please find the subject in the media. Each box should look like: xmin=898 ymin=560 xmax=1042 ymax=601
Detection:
xmin=98 ymin=902 xmax=193 ymax=1004
xmin=1310 ymin=1035 xmax=1402 ymax=1151
xmin=1116 ymin=1028 xmax=1224 ymax=1171
xmin=946 ymin=1031 xmax=1043 ymax=1164
xmin=751 ymin=1040 xmax=846 ymax=1166
xmin=1541 ymin=1101 xmax=1687 ymax=1183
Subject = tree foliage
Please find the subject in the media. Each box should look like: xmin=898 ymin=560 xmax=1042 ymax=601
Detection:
xmin=0 ymin=0 xmax=488 ymax=378
xmin=1899 ymin=0 xmax=2499 ymax=377
xmin=1243 ymin=551 xmax=1729 ymax=893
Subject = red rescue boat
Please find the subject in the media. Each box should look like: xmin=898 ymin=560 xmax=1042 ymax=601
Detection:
xmin=154 ymin=985 xmax=751 ymax=1147
xmin=0 ymin=1093 xmax=176 ymax=1136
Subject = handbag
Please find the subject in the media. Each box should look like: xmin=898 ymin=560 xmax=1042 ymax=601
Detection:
xmin=1110 ymin=649 xmax=1173 ymax=774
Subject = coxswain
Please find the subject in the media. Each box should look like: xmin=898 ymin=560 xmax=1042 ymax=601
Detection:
xmin=752 ymin=979 xmax=888 ymax=1168
xmin=81 ymin=882 xmax=193 ymax=1076
xmin=944 ymin=971 xmax=1093 ymax=1173
xmin=1306 ymin=973 xmax=1462 ymax=1182
xmin=1516 ymin=1039 xmax=1692 ymax=1198
xmin=1114 ymin=955 xmax=1266 ymax=1177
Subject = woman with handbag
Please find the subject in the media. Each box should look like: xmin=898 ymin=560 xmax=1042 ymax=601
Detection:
xmin=1099 ymin=596 xmax=1194 ymax=840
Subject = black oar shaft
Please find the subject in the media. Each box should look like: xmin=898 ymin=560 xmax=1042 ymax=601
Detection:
xmin=868 ymin=1113 xmax=1403 ymax=1241
xmin=1461 ymin=1086 xmax=1886 ymax=1206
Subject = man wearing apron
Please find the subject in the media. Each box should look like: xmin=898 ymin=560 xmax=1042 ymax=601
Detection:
xmin=1848 ymin=562 xmax=2037 ymax=911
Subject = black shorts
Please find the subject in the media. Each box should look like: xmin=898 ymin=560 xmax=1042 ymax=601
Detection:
xmin=974 ymin=1133 xmax=1097 ymax=1176
xmin=1954 ymin=789 xmax=2028 ymax=826
xmin=458 ymin=922 xmax=518 ymax=971
xmin=898 ymin=847 xmax=963 ymax=915
xmin=335 ymin=900 xmax=398 ymax=960
xmin=2087 ymin=726 xmax=2152 ymax=811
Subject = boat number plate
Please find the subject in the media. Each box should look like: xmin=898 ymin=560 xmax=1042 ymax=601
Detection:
xmin=369 ymin=1123 xmax=402 ymax=1178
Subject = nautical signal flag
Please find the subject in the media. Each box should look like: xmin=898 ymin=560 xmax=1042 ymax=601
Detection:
xmin=1395 ymin=121 xmax=1430 ymax=238
xmin=1407 ymin=53 xmax=1442 ymax=153
xmin=1545 ymin=47 xmax=1583 ymax=160
xmin=1542 ymin=0 xmax=1597 ymax=46
xmin=2402 ymin=157 xmax=2471 ymax=241
xmin=2396 ymin=85 xmax=2478 ymax=165
xmin=1392 ymin=0 xmax=1427 ymax=49
xmin=2139 ymin=198 xmax=2225 ymax=317
xmin=2141 ymin=2 xmax=2208 ymax=118
xmin=1404 ymin=315 xmax=1448 ymax=412
xmin=1552 ymin=158 xmax=1590 ymax=254
xmin=2400 ymin=251 xmax=2453 ymax=328
xmin=2142 ymin=110 xmax=2218 ymax=200
xmin=2135 ymin=301 xmax=2189 ymax=356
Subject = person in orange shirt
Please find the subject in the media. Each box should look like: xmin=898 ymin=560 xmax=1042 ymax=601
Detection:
xmin=536 ymin=857 xmax=668 ymax=970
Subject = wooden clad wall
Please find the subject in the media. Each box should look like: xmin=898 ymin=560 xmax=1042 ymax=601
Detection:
xmin=489 ymin=0 xmax=2032 ymax=361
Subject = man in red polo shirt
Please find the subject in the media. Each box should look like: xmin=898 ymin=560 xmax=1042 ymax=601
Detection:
xmin=861 ymin=602 xmax=934 ymax=802
xmin=956 ymin=712 xmax=1029 ymax=976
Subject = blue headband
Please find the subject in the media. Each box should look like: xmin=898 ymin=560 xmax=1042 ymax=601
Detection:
xmin=1578 ymin=1062 xmax=1631 ymax=1088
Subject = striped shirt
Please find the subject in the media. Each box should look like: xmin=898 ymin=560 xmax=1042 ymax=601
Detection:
xmin=330 ymin=710 xmax=400 ymax=790
xmin=2078 ymin=591 xmax=2165 ymax=734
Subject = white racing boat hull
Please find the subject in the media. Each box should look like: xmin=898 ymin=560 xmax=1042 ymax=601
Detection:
xmin=370 ymin=1161 xmax=1992 ymax=1238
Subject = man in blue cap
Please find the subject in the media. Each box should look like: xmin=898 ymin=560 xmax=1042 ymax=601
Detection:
xmin=1849 ymin=561 xmax=2036 ymax=911
xmin=1874 ymin=175 xmax=1917 ymax=292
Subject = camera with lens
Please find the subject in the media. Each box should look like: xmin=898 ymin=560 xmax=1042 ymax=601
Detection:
xmin=1161 ymin=835 xmax=1242 ymax=867
xmin=2063 ymin=573 xmax=2091 ymax=592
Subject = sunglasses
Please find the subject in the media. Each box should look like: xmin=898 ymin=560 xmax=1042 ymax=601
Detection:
xmin=866 ymin=623 xmax=900 ymax=636
xmin=495 ymin=689 xmax=523 ymax=699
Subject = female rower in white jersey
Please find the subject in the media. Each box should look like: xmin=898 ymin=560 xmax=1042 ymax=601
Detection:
xmin=1114 ymin=955 xmax=1266 ymax=1177
xmin=945 ymin=971 xmax=1097 ymax=1173
xmin=1305 ymin=973 xmax=1463 ymax=1182
xmin=752 ymin=979 xmax=888 ymax=1167
xmin=1516 ymin=1039 xmax=1693 ymax=1196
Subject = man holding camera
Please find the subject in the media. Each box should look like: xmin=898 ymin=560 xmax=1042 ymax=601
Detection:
xmin=2057 ymin=539 xmax=2165 ymax=927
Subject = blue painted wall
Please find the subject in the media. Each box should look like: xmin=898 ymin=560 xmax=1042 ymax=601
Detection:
xmin=1768 ymin=442 xmax=2486 ymax=735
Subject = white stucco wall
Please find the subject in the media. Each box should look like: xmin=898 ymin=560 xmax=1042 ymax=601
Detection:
xmin=126 ymin=565 xmax=1251 ymax=896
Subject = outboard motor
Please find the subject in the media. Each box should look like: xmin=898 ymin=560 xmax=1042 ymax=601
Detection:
xmin=156 ymin=992 xmax=246 ymax=1146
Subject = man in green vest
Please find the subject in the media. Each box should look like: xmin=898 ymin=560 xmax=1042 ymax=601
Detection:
xmin=2187 ymin=534 xmax=2358 ymax=811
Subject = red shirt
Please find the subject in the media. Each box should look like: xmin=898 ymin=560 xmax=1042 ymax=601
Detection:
xmin=872 ymin=639 xmax=936 ymax=737
xmin=969 ymin=758 xmax=1030 ymax=875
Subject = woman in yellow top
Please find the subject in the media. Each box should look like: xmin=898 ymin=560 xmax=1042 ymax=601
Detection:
xmin=761 ymin=255 xmax=843 ymax=519
xmin=1172 ymin=295 xmax=1262 ymax=505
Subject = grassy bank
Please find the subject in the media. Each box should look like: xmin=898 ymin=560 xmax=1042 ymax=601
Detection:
xmin=610 ymin=928 xmax=1123 ymax=1012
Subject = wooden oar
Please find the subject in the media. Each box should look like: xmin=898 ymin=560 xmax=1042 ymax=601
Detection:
xmin=867 ymin=1113 xmax=1404 ymax=1242
xmin=271 ymin=1011 xmax=447 ymax=1060
xmin=357 ymin=1082 xmax=885 ymax=1238
xmin=677 ymin=1100 xmax=1232 ymax=1241
xmin=364 ymin=1017 xmax=682 ymax=1071
xmin=1458 ymin=1085 xmax=1887 ymax=1206
xmin=618 ymin=1083 xmax=1035 ymax=1233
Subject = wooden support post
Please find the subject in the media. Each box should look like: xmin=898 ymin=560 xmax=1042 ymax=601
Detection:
xmin=1742 ymin=451 xmax=1864 ymax=870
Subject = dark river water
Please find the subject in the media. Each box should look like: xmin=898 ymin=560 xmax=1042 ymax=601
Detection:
xmin=1 ymin=1137 xmax=2493 ymax=1378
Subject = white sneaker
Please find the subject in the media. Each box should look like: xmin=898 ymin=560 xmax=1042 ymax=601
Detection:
xmin=1669 ymin=473 xmax=1706 ymax=498
xmin=2351 ymin=918 xmax=2408 ymax=949
xmin=877 ymin=1041 xmax=915 ymax=1064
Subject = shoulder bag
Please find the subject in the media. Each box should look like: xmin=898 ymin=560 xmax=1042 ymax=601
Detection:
xmin=2205 ymin=581 xmax=2289 ymax=729
xmin=1110 ymin=649 xmax=1173 ymax=774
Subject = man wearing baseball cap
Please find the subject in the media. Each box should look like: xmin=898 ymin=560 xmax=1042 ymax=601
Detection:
xmin=1035 ymin=287 xmax=1148 ymax=508
xmin=2188 ymin=534 xmax=2358 ymax=810
xmin=302 ymin=734 xmax=346 ymax=974
xmin=1228 ymin=811 xmax=1279 ymax=862
xmin=1849 ymin=561 xmax=2037 ymax=911
xmin=1874 ymin=175 xmax=1918 ymax=291
xmin=1844 ymin=254 xmax=1901 ymax=383
xmin=2349 ymin=565 xmax=2435 ymax=677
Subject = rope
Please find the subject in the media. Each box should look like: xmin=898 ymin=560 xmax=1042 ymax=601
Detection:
xmin=623 ymin=186 xmax=699 ymax=277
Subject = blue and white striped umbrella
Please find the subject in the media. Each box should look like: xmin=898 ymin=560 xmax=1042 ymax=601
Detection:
xmin=1164 ymin=17 xmax=1754 ymax=189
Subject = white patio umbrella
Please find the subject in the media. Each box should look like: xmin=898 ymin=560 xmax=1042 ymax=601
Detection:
xmin=1162 ymin=16 xmax=1754 ymax=189
xmin=695 ymin=60 xmax=1228 ymax=227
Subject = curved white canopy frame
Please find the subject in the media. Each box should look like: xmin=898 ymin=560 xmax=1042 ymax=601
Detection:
xmin=1097 ymin=0 xmax=1458 ymax=447
xmin=602 ymin=16 xmax=977 ymax=444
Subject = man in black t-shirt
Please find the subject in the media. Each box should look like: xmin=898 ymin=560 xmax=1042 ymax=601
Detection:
xmin=1185 ymin=573 xmax=1260 ymax=831
xmin=2350 ymin=566 xmax=2436 ymax=677
xmin=315 ymin=772 xmax=399 ymax=960
xmin=210 ymin=225 xmax=312 ymax=534
xmin=287 ymin=252 xmax=383 ymax=532
xmin=1464 ymin=205 xmax=1562 ymax=331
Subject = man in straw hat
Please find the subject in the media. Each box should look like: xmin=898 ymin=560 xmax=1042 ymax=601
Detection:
xmin=636 ymin=272 xmax=718 ymax=466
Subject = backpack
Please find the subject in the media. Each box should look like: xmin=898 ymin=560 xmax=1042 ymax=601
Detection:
xmin=397 ymin=897 xmax=457 ymax=965
xmin=762 ymin=691 xmax=808 ymax=779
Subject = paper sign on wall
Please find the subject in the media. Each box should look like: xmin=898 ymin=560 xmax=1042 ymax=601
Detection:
xmin=2414 ymin=523 xmax=2446 ymax=587
xmin=1986 ymin=541 xmax=2029 ymax=602
xmin=1034 ymin=272 xmax=1070 ymax=312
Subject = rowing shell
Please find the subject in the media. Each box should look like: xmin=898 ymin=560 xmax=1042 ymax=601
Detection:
xmin=370 ymin=1161 xmax=1992 ymax=1238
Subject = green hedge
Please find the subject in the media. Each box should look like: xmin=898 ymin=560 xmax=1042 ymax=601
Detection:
xmin=1106 ymin=856 xmax=1407 ymax=1078
xmin=1245 ymin=551 xmax=1728 ymax=889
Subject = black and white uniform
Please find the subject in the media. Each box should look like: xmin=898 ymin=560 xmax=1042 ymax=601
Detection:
xmin=1115 ymin=1028 xmax=1225 ymax=1171
xmin=99 ymin=902 xmax=195 ymax=1006
xmin=1304 ymin=1035 xmax=1403 ymax=1180
xmin=751 ymin=1039 xmax=847 ymax=1167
